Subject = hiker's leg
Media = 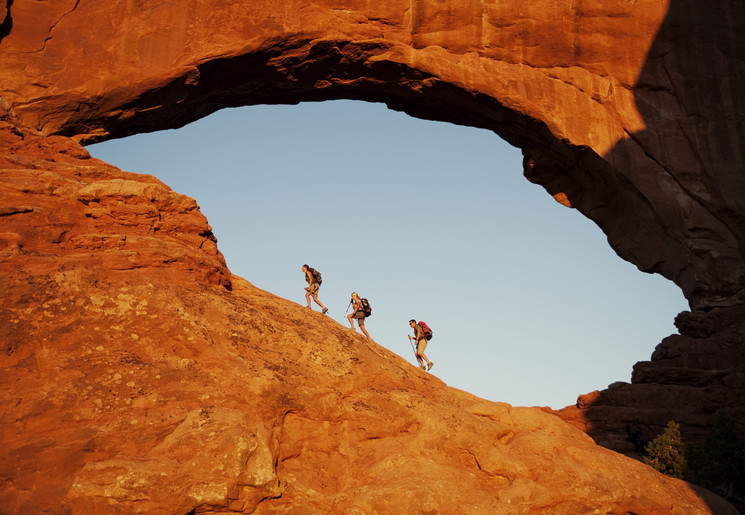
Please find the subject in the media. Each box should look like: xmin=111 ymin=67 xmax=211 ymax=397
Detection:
xmin=312 ymin=293 xmax=324 ymax=308
xmin=416 ymin=342 xmax=425 ymax=363
xmin=314 ymin=295 xmax=328 ymax=314
xmin=305 ymin=290 xmax=312 ymax=307
xmin=347 ymin=313 xmax=355 ymax=328
xmin=418 ymin=340 xmax=432 ymax=367
xmin=359 ymin=320 xmax=370 ymax=339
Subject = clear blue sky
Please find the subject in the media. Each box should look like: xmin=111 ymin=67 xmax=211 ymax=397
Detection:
xmin=88 ymin=100 xmax=689 ymax=409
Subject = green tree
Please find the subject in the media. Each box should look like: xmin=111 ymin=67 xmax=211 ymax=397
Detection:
xmin=643 ymin=420 xmax=687 ymax=479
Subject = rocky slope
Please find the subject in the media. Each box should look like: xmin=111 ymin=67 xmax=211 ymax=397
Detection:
xmin=0 ymin=115 xmax=732 ymax=513
xmin=2 ymin=0 xmax=745 ymax=511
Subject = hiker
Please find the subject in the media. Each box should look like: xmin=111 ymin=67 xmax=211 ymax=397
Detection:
xmin=347 ymin=292 xmax=371 ymax=339
xmin=409 ymin=319 xmax=434 ymax=371
xmin=302 ymin=264 xmax=328 ymax=314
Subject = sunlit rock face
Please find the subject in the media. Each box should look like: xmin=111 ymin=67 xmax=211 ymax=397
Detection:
xmin=0 ymin=120 xmax=726 ymax=513
xmin=1 ymin=0 xmax=743 ymax=310
xmin=1 ymin=0 xmax=744 ymax=511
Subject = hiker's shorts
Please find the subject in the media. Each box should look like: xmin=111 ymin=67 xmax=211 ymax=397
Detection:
xmin=353 ymin=311 xmax=366 ymax=321
xmin=308 ymin=283 xmax=319 ymax=295
xmin=416 ymin=338 xmax=428 ymax=352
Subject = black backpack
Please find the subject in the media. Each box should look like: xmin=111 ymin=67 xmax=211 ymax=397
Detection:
xmin=360 ymin=298 xmax=371 ymax=317
xmin=309 ymin=267 xmax=322 ymax=284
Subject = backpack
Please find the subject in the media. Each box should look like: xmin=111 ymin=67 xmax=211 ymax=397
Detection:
xmin=419 ymin=321 xmax=433 ymax=340
xmin=309 ymin=267 xmax=322 ymax=284
xmin=360 ymin=298 xmax=371 ymax=317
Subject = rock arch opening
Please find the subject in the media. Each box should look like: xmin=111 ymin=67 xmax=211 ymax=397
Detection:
xmin=88 ymin=99 xmax=688 ymax=409
xmin=2 ymin=0 xmax=742 ymax=456
xmin=2 ymin=0 xmax=742 ymax=311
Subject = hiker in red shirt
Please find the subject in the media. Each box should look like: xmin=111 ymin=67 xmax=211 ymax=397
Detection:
xmin=409 ymin=319 xmax=433 ymax=371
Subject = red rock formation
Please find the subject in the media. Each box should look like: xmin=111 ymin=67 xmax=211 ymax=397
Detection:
xmin=0 ymin=121 xmax=729 ymax=513
xmin=557 ymin=306 xmax=745 ymax=453
xmin=1 ymin=0 xmax=745 ymax=512
xmin=1 ymin=0 xmax=743 ymax=311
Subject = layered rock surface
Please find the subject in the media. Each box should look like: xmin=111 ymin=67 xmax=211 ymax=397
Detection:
xmin=0 ymin=121 xmax=729 ymax=514
xmin=557 ymin=306 xmax=745 ymax=454
xmin=1 ymin=0 xmax=744 ymax=310
xmin=2 ymin=0 xmax=745 ymax=512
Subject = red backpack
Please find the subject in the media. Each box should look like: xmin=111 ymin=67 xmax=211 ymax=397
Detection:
xmin=419 ymin=321 xmax=433 ymax=341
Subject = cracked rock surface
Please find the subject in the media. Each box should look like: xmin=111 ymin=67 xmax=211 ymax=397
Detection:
xmin=1 ymin=0 xmax=744 ymax=512
xmin=1 ymin=0 xmax=743 ymax=310
xmin=0 ymin=124 xmax=728 ymax=513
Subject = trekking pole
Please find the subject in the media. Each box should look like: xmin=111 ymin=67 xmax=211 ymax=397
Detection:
xmin=408 ymin=336 xmax=416 ymax=355
xmin=345 ymin=300 xmax=352 ymax=313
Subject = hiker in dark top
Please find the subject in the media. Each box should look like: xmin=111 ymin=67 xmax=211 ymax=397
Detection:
xmin=302 ymin=264 xmax=328 ymax=314
xmin=347 ymin=292 xmax=370 ymax=339
xmin=409 ymin=319 xmax=433 ymax=371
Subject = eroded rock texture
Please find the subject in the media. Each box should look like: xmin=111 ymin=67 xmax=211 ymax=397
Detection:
xmin=557 ymin=306 xmax=745 ymax=453
xmin=1 ymin=0 xmax=745 ymax=512
xmin=1 ymin=0 xmax=743 ymax=310
xmin=0 ymin=116 xmax=730 ymax=514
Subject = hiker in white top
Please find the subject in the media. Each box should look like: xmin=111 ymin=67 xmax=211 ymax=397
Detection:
xmin=347 ymin=292 xmax=371 ymax=339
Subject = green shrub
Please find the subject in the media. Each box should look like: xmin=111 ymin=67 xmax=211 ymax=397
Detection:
xmin=641 ymin=412 xmax=745 ymax=512
xmin=642 ymin=420 xmax=687 ymax=479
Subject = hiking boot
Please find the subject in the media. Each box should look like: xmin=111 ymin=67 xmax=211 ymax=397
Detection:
xmin=322 ymin=307 xmax=328 ymax=314
xmin=427 ymin=362 xmax=434 ymax=371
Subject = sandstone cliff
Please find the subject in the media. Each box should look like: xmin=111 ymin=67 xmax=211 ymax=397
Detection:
xmin=0 ymin=119 xmax=730 ymax=514
xmin=2 ymin=0 xmax=745 ymax=511
xmin=1 ymin=0 xmax=743 ymax=311
xmin=557 ymin=306 xmax=745 ymax=455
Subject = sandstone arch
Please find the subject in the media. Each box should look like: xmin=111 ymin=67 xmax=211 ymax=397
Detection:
xmin=2 ymin=0 xmax=745 ymax=511
xmin=1 ymin=0 xmax=743 ymax=310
